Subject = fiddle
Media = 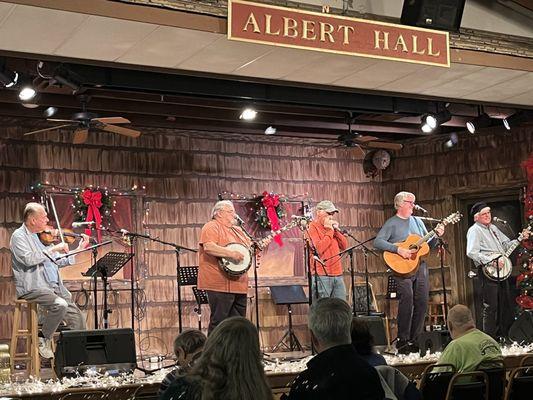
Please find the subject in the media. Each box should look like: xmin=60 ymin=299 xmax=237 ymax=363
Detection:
xmin=39 ymin=225 xmax=84 ymax=245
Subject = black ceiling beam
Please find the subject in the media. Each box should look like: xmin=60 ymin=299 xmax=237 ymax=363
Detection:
xmin=65 ymin=63 xmax=432 ymax=115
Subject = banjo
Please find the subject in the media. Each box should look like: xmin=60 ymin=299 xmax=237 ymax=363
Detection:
xmin=218 ymin=216 xmax=310 ymax=276
xmin=482 ymin=222 xmax=532 ymax=281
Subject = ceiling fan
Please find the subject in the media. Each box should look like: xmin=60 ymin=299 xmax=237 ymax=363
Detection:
xmin=310 ymin=115 xmax=403 ymax=158
xmin=23 ymin=95 xmax=141 ymax=144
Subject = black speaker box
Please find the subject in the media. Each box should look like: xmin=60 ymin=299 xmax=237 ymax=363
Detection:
xmin=354 ymin=315 xmax=388 ymax=348
xmin=401 ymin=0 xmax=466 ymax=31
xmin=54 ymin=328 xmax=137 ymax=378
xmin=418 ymin=330 xmax=451 ymax=355
xmin=509 ymin=311 xmax=533 ymax=344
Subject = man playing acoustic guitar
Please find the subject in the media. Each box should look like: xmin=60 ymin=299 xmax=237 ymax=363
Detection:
xmin=374 ymin=192 xmax=444 ymax=354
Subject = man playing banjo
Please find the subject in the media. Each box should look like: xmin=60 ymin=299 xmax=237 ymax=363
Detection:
xmin=466 ymin=202 xmax=530 ymax=339
xmin=198 ymin=200 xmax=252 ymax=334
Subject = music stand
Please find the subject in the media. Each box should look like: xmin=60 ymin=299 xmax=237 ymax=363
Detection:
xmin=192 ymin=287 xmax=209 ymax=331
xmin=177 ymin=266 xmax=199 ymax=332
xmin=271 ymin=285 xmax=308 ymax=352
xmin=83 ymin=252 xmax=132 ymax=329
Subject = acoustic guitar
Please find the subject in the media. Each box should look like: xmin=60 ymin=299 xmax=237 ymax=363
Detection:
xmin=383 ymin=212 xmax=462 ymax=276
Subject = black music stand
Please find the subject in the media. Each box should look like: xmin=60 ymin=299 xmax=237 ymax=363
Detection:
xmin=192 ymin=287 xmax=209 ymax=331
xmin=177 ymin=266 xmax=198 ymax=332
xmin=83 ymin=252 xmax=132 ymax=329
xmin=271 ymin=285 xmax=308 ymax=352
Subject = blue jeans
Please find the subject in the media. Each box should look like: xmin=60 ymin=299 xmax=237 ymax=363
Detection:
xmin=311 ymin=275 xmax=346 ymax=302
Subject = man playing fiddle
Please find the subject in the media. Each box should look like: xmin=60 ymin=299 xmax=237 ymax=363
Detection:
xmin=10 ymin=202 xmax=89 ymax=359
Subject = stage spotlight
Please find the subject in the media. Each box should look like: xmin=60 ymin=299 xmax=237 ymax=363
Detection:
xmin=421 ymin=123 xmax=433 ymax=133
xmin=444 ymin=133 xmax=458 ymax=148
xmin=264 ymin=126 xmax=276 ymax=135
xmin=44 ymin=106 xmax=58 ymax=118
xmin=0 ymin=69 xmax=18 ymax=88
xmin=239 ymin=108 xmax=257 ymax=121
xmin=18 ymin=86 xmax=37 ymax=101
xmin=503 ymin=118 xmax=510 ymax=130
xmin=466 ymin=113 xmax=491 ymax=134
xmin=421 ymin=114 xmax=438 ymax=130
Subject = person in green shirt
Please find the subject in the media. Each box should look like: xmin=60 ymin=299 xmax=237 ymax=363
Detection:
xmin=438 ymin=304 xmax=502 ymax=373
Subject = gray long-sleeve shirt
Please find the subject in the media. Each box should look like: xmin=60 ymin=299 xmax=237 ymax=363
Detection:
xmin=10 ymin=224 xmax=74 ymax=297
xmin=374 ymin=215 xmax=437 ymax=254
xmin=466 ymin=222 xmax=517 ymax=267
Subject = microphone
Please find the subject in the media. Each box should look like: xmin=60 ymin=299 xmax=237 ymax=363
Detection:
xmin=120 ymin=228 xmax=130 ymax=235
xmin=313 ymin=255 xmax=326 ymax=266
xmin=235 ymin=215 xmax=244 ymax=226
xmin=72 ymin=221 xmax=95 ymax=228
xmin=414 ymin=204 xmax=428 ymax=214
xmin=493 ymin=217 xmax=507 ymax=224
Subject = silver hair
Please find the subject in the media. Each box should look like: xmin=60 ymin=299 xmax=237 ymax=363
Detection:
xmin=23 ymin=202 xmax=45 ymax=221
xmin=211 ymin=200 xmax=234 ymax=219
xmin=394 ymin=191 xmax=415 ymax=210
xmin=308 ymin=298 xmax=352 ymax=347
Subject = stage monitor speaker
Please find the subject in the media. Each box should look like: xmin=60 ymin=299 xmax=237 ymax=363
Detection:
xmin=54 ymin=328 xmax=137 ymax=378
xmin=354 ymin=315 xmax=388 ymax=349
xmin=401 ymin=0 xmax=466 ymax=31
xmin=418 ymin=330 xmax=451 ymax=355
xmin=509 ymin=311 xmax=533 ymax=344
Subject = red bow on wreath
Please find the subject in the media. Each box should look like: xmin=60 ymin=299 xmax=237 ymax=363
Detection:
xmin=82 ymin=189 xmax=102 ymax=242
xmin=516 ymin=294 xmax=533 ymax=309
xmin=262 ymin=191 xmax=283 ymax=246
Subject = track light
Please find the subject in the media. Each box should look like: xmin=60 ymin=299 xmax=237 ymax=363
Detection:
xmin=239 ymin=108 xmax=257 ymax=121
xmin=0 ymin=69 xmax=18 ymax=88
xmin=18 ymin=86 xmax=37 ymax=101
xmin=466 ymin=113 xmax=491 ymax=134
xmin=43 ymin=106 xmax=58 ymax=118
xmin=503 ymin=118 xmax=510 ymax=131
xmin=420 ymin=109 xmax=451 ymax=133
xmin=264 ymin=126 xmax=276 ymax=135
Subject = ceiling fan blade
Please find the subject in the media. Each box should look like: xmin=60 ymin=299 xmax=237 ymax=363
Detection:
xmin=354 ymin=135 xmax=379 ymax=143
xmin=72 ymin=128 xmax=89 ymax=144
xmin=352 ymin=145 xmax=366 ymax=159
xmin=308 ymin=144 xmax=344 ymax=158
xmin=24 ymin=124 xmax=75 ymax=136
xmin=47 ymin=118 xmax=76 ymax=123
xmin=92 ymin=117 xmax=131 ymax=124
xmin=99 ymin=123 xmax=141 ymax=138
xmin=365 ymin=141 xmax=403 ymax=150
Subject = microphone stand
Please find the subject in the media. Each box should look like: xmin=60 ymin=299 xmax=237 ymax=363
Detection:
xmin=236 ymin=222 xmax=261 ymax=334
xmin=436 ymin=236 xmax=450 ymax=325
xmin=324 ymin=234 xmax=378 ymax=316
xmin=148 ymin=237 xmax=197 ymax=334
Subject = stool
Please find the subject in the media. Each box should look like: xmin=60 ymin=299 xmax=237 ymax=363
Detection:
xmin=427 ymin=301 xmax=447 ymax=327
xmin=10 ymin=299 xmax=40 ymax=377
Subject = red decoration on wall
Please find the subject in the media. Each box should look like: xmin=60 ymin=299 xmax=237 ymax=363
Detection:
xmin=261 ymin=192 xmax=283 ymax=246
xmin=82 ymin=189 xmax=103 ymax=242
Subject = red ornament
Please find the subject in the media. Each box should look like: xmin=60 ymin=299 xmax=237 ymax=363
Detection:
xmin=516 ymin=294 xmax=533 ymax=309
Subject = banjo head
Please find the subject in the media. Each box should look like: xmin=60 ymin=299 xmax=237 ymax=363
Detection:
xmin=222 ymin=243 xmax=252 ymax=275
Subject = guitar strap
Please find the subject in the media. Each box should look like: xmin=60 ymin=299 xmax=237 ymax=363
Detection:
xmin=488 ymin=226 xmax=506 ymax=254
xmin=229 ymin=226 xmax=250 ymax=246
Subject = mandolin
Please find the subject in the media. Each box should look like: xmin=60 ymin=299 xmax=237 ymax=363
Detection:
xmin=383 ymin=212 xmax=462 ymax=276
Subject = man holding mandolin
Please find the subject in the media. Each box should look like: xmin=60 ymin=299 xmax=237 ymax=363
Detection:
xmin=374 ymin=192 xmax=445 ymax=354
xmin=10 ymin=202 xmax=89 ymax=359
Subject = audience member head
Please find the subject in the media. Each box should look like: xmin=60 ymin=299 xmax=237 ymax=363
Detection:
xmin=447 ymin=304 xmax=476 ymax=339
xmin=190 ymin=317 xmax=271 ymax=400
xmin=308 ymin=298 xmax=352 ymax=353
xmin=351 ymin=317 xmax=374 ymax=356
xmin=173 ymin=329 xmax=206 ymax=369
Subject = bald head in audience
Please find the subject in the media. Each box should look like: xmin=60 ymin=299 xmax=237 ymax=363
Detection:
xmin=447 ymin=304 xmax=476 ymax=339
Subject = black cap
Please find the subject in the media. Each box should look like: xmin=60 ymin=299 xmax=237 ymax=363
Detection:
xmin=470 ymin=202 xmax=489 ymax=216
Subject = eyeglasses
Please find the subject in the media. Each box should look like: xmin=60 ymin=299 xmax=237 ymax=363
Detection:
xmin=403 ymin=200 xmax=415 ymax=205
xmin=326 ymin=211 xmax=337 ymax=216
xmin=221 ymin=209 xmax=235 ymax=214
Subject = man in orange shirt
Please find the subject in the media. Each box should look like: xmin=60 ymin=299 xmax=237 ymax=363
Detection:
xmin=198 ymin=200 xmax=252 ymax=334
xmin=307 ymin=200 xmax=348 ymax=302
